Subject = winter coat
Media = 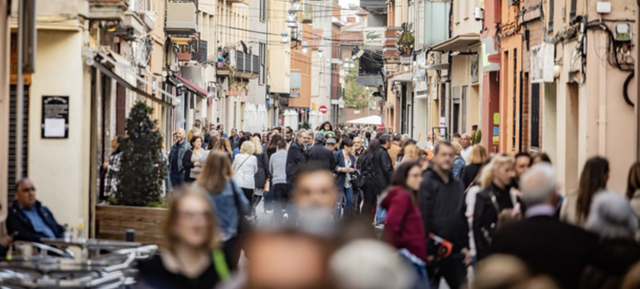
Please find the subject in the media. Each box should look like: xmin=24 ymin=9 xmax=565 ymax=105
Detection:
xmin=334 ymin=150 xmax=356 ymax=190
xmin=232 ymin=154 xmax=258 ymax=189
xmin=473 ymin=183 xmax=517 ymax=260
xmin=418 ymin=167 xmax=469 ymax=254
xmin=307 ymin=143 xmax=336 ymax=172
xmin=372 ymin=147 xmax=394 ymax=193
xmin=253 ymin=152 xmax=269 ymax=189
xmin=381 ymin=185 xmax=429 ymax=262
xmin=196 ymin=180 xmax=250 ymax=240
xmin=7 ymin=201 xmax=65 ymax=242
xmin=286 ymin=142 xmax=307 ymax=185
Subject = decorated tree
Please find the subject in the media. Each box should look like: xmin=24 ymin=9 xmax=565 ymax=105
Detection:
xmin=343 ymin=60 xmax=370 ymax=110
xmin=116 ymin=101 xmax=166 ymax=206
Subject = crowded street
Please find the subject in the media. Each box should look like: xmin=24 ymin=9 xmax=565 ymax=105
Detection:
xmin=2 ymin=0 xmax=640 ymax=289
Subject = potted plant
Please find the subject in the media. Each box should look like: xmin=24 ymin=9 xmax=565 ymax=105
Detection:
xmin=95 ymin=102 xmax=168 ymax=245
xmin=397 ymin=30 xmax=415 ymax=56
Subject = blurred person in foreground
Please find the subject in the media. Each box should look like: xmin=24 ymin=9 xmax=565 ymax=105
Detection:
xmin=473 ymin=255 xmax=559 ymax=289
xmin=419 ymin=142 xmax=471 ymax=289
xmin=580 ymin=191 xmax=640 ymax=289
xmin=626 ymin=161 xmax=640 ymax=216
xmin=380 ymin=161 xmax=429 ymax=287
xmin=291 ymin=164 xmax=340 ymax=224
xmin=241 ymin=228 xmax=336 ymax=289
xmin=135 ymin=188 xmax=225 ymax=289
xmin=330 ymin=239 xmax=415 ymax=289
xmin=489 ymin=163 xmax=603 ymax=289
xmin=195 ymin=151 xmax=249 ymax=271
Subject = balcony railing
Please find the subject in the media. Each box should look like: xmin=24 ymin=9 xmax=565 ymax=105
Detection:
xmin=252 ymin=55 xmax=260 ymax=74
xmin=219 ymin=50 xmax=259 ymax=79
xmin=87 ymin=0 xmax=129 ymax=20
xmin=166 ymin=1 xmax=198 ymax=35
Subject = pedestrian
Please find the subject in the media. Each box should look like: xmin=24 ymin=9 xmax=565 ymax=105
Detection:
xmin=182 ymin=136 xmax=205 ymax=183
xmin=217 ymin=124 xmax=228 ymax=138
xmin=286 ymin=131 xmax=309 ymax=186
xmin=489 ymin=163 xmax=607 ymax=289
xmin=321 ymin=121 xmax=335 ymax=136
xmin=626 ymin=162 xmax=640 ymax=216
xmin=560 ymin=156 xmax=610 ymax=227
xmin=134 ymin=187 xmax=225 ymax=289
xmin=325 ymin=137 xmax=338 ymax=152
xmin=195 ymin=151 xmax=249 ymax=270
xmin=308 ymin=132 xmax=336 ymax=172
xmin=396 ymin=144 xmax=424 ymax=169
xmin=251 ymin=136 xmax=270 ymax=216
xmin=206 ymin=135 xmax=218 ymax=151
xmin=103 ymin=135 xmax=124 ymax=198
xmin=187 ymin=119 xmax=203 ymax=142
xmin=451 ymin=142 xmax=465 ymax=180
xmin=228 ymin=128 xmax=239 ymax=149
xmin=374 ymin=135 xmax=394 ymax=194
xmin=232 ymin=141 xmax=258 ymax=219
xmin=213 ymin=138 xmax=233 ymax=163
xmin=270 ymin=140 xmax=289 ymax=224
xmin=473 ymin=154 xmax=517 ymax=260
xmin=388 ymin=133 xmax=402 ymax=167
xmin=380 ymin=161 xmax=430 ymax=287
xmin=334 ymin=138 xmax=356 ymax=219
xmin=353 ymin=136 xmax=365 ymax=157
xmin=461 ymin=144 xmax=489 ymax=190
xmin=363 ymin=131 xmax=371 ymax=149
xmin=530 ymin=152 xmax=552 ymax=165
xmin=358 ymin=139 xmax=381 ymax=221
xmin=169 ymin=128 xmax=190 ymax=188
xmin=418 ymin=141 xmax=471 ymax=289
xmin=581 ymin=191 xmax=640 ymax=289
xmin=514 ymin=152 xmax=531 ymax=186
xmin=460 ymin=133 xmax=472 ymax=163
xmin=267 ymin=133 xmax=282 ymax=158
xmin=452 ymin=133 xmax=461 ymax=143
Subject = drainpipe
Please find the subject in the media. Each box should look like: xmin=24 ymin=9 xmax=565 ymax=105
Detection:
xmin=637 ymin=0 xmax=640 ymax=160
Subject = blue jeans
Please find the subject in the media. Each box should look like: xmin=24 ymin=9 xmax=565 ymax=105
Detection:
xmin=263 ymin=177 xmax=274 ymax=211
xmin=399 ymin=250 xmax=431 ymax=289
xmin=375 ymin=205 xmax=387 ymax=225
xmin=170 ymin=171 xmax=185 ymax=189
xmin=335 ymin=186 xmax=353 ymax=219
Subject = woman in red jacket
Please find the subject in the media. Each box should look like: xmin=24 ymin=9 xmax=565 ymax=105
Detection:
xmin=380 ymin=160 xmax=430 ymax=288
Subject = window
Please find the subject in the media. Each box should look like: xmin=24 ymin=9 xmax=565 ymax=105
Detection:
xmin=570 ymin=0 xmax=577 ymax=20
xmin=531 ymin=83 xmax=540 ymax=148
xmin=260 ymin=0 xmax=267 ymax=22
xmin=548 ymin=0 xmax=554 ymax=32
xmin=512 ymin=48 xmax=517 ymax=149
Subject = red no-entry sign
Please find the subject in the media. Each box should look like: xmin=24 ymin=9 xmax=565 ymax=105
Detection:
xmin=319 ymin=105 xmax=328 ymax=114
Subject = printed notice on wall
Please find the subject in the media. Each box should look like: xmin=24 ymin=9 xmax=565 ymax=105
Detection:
xmin=41 ymin=96 xmax=69 ymax=138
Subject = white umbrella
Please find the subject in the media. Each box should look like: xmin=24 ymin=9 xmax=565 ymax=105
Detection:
xmin=346 ymin=115 xmax=382 ymax=125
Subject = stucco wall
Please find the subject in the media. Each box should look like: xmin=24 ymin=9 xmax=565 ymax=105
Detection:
xmin=28 ymin=30 xmax=89 ymax=228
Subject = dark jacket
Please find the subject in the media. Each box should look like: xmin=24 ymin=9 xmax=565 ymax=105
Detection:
xmin=372 ymin=147 xmax=394 ymax=193
xmin=473 ymin=183 xmax=515 ymax=260
xmin=169 ymin=140 xmax=190 ymax=173
xmin=307 ymin=143 xmax=336 ymax=172
xmin=418 ymin=167 xmax=469 ymax=254
xmin=489 ymin=216 xmax=604 ymax=289
xmin=7 ymin=201 xmax=64 ymax=242
xmin=182 ymin=150 xmax=197 ymax=182
xmin=579 ymin=238 xmax=640 ymax=289
xmin=286 ymin=142 xmax=308 ymax=185
xmin=334 ymin=150 xmax=356 ymax=190
xmin=461 ymin=163 xmax=483 ymax=189
xmin=381 ymin=186 xmax=428 ymax=262
xmin=254 ymin=152 xmax=269 ymax=189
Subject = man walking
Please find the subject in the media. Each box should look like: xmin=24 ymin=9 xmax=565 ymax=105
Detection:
xmin=286 ymin=131 xmax=309 ymax=186
xmin=169 ymin=128 xmax=190 ymax=188
xmin=460 ymin=133 xmax=472 ymax=163
xmin=388 ymin=134 xmax=402 ymax=167
xmin=419 ymin=142 xmax=471 ymax=289
xmin=270 ymin=140 xmax=289 ymax=224
xmin=353 ymin=137 xmax=365 ymax=157
xmin=373 ymin=134 xmax=394 ymax=195
xmin=307 ymin=133 xmax=336 ymax=171
xmin=229 ymin=128 xmax=239 ymax=149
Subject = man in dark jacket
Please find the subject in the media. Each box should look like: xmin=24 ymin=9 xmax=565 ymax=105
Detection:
xmin=418 ymin=142 xmax=471 ymax=289
xmin=286 ymin=131 xmax=310 ymax=186
xmin=7 ymin=179 xmax=65 ymax=243
xmin=169 ymin=128 xmax=190 ymax=187
xmin=489 ymin=164 xmax=613 ymax=289
xmin=372 ymin=134 xmax=394 ymax=194
xmin=306 ymin=132 xmax=336 ymax=172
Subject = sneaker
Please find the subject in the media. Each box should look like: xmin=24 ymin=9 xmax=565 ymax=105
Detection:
xmin=374 ymin=224 xmax=384 ymax=230
xmin=265 ymin=210 xmax=274 ymax=214
xmin=283 ymin=213 xmax=289 ymax=219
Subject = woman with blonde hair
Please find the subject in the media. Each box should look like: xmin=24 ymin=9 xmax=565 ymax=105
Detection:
xmin=473 ymin=154 xmax=517 ymax=260
xmin=135 ymin=187 xmax=227 ymax=288
xmin=462 ymin=144 xmax=490 ymax=189
xmin=195 ymin=151 xmax=249 ymax=270
xmin=251 ymin=136 xmax=270 ymax=215
xmin=232 ymin=141 xmax=258 ymax=219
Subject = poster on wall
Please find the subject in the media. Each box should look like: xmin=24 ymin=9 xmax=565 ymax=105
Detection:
xmin=41 ymin=96 xmax=69 ymax=138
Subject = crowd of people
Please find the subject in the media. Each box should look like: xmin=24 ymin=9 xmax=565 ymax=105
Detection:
xmin=7 ymin=119 xmax=640 ymax=289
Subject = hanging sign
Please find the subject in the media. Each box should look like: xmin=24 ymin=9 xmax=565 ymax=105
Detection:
xmin=42 ymin=96 xmax=69 ymax=138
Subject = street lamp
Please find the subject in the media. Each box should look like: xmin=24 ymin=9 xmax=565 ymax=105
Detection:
xmin=318 ymin=45 xmax=324 ymax=58
xmin=301 ymin=41 xmax=308 ymax=54
xmin=281 ymin=30 xmax=289 ymax=44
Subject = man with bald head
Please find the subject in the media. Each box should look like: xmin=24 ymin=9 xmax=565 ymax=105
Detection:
xmin=169 ymin=128 xmax=191 ymax=187
xmin=7 ymin=178 xmax=64 ymax=243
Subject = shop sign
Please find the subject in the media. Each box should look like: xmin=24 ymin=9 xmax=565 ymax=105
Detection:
xmin=363 ymin=28 xmax=385 ymax=47
xmin=42 ymin=96 xmax=69 ymax=138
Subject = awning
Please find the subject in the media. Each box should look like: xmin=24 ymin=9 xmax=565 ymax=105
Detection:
xmin=173 ymin=74 xmax=209 ymax=98
xmin=432 ymin=34 xmax=480 ymax=52
xmin=93 ymin=54 xmax=175 ymax=107
xmin=389 ymin=71 xmax=412 ymax=82
xmin=346 ymin=115 xmax=382 ymax=125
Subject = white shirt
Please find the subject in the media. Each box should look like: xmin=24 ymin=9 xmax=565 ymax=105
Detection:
xmin=461 ymin=146 xmax=472 ymax=163
xmin=232 ymin=153 xmax=258 ymax=189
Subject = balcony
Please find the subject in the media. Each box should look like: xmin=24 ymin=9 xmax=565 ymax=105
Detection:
xmin=226 ymin=0 xmax=249 ymax=4
xmin=217 ymin=50 xmax=259 ymax=79
xmin=87 ymin=0 xmax=129 ymax=20
xmin=166 ymin=1 xmax=198 ymax=35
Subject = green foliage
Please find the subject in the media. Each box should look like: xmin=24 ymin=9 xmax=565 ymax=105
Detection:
xmin=472 ymin=129 xmax=483 ymax=145
xmin=343 ymin=60 xmax=370 ymax=110
xmin=397 ymin=31 xmax=415 ymax=56
xmin=116 ymin=101 xmax=167 ymax=207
